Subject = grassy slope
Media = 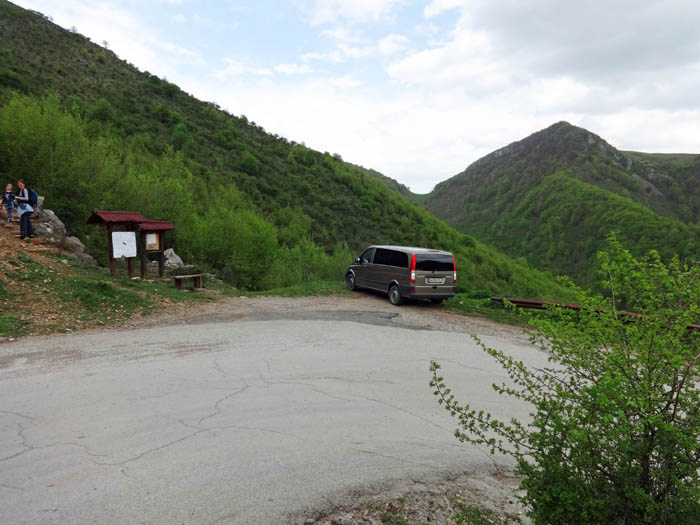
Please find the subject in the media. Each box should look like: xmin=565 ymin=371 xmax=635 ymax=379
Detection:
xmin=0 ymin=0 xmax=572 ymax=300
xmin=0 ymin=248 xmax=210 ymax=337
xmin=424 ymin=122 xmax=700 ymax=285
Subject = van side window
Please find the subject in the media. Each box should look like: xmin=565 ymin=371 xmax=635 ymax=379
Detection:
xmin=360 ymin=248 xmax=375 ymax=264
xmin=390 ymin=251 xmax=408 ymax=268
xmin=373 ymin=248 xmax=390 ymax=265
xmin=374 ymin=249 xmax=408 ymax=268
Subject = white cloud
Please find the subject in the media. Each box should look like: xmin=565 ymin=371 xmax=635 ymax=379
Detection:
xmin=297 ymin=0 xmax=405 ymax=25
xmin=158 ymin=40 xmax=200 ymax=59
xmin=329 ymin=75 xmax=363 ymax=89
xmin=319 ymin=26 xmax=366 ymax=44
xmin=214 ymin=59 xmax=246 ymax=78
xmin=171 ymin=13 xmax=186 ymax=23
xmin=214 ymin=59 xmax=272 ymax=79
xmin=337 ymin=43 xmax=374 ymax=59
xmin=273 ymin=63 xmax=311 ymax=74
xmin=301 ymin=50 xmax=344 ymax=63
xmin=315 ymin=25 xmax=376 ymax=60
xmin=423 ymin=0 xmax=465 ymax=18
xmin=378 ymin=34 xmax=409 ymax=56
xmin=386 ymin=29 xmax=509 ymax=92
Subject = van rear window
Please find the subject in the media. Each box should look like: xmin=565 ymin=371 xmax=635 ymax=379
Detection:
xmin=415 ymin=254 xmax=453 ymax=271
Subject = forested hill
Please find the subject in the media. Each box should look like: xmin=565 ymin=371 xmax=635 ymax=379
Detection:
xmin=424 ymin=121 xmax=700 ymax=285
xmin=0 ymin=0 xmax=569 ymax=298
xmin=349 ymin=164 xmax=414 ymax=198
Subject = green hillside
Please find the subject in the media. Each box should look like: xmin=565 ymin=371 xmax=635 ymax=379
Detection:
xmin=350 ymin=164 xmax=415 ymax=198
xmin=487 ymin=173 xmax=700 ymax=283
xmin=0 ymin=0 xmax=569 ymax=299
xmin=424 ymin=122 xmax=700 ymax=284
xmin=622 ymin=150 xmax=700 ymax=223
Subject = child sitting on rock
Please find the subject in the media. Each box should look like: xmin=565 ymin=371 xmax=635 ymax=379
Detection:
xmin=2 ymin=183 xmax=14 ymax=222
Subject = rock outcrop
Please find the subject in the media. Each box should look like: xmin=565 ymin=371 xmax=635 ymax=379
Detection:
xmin=164 ymin=248 xmax=184 ymax=268
xmin=33 ymin=196 xmax=97 ymax=266
xmin=61 ymin=235 xmax=98 ymax=266
xmin=34 ymin=209 xmax=67 ymax=239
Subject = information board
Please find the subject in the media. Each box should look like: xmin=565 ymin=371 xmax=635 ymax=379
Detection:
xmin=145 ymin=232 xmax=160 ymax=251
xmin=112 ymin=231 xmax=137 ymax=258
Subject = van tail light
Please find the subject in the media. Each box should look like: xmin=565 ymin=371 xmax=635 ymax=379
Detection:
xmin=453 ymin=256 xmax=457 ymax=284
xmin=410 ymin=254 xmax=416 ymax=284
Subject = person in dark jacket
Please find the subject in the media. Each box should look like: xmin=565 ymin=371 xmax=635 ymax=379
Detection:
xmin=15 ymin=180 xmax=35 ymax=240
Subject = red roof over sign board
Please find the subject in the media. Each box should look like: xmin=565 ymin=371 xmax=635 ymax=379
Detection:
xmin=137 ymin=220 xmax=175 ymax=231
xmin=86 ymin=210 xmax=149 ymax=225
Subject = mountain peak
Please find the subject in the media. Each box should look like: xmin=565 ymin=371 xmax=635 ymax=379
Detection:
xmin=546 ymin=120 xmax=575 ymax=130
xmin=478 ymin=121 xmax=622 ymax=170
xmin=537 ymin=121 xmax=597 ymax=142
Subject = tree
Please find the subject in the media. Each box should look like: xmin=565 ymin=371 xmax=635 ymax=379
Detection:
xmin=431 ymin=236 xmax=700 ymax=523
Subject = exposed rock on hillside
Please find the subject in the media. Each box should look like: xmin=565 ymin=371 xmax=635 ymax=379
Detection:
xmin=30 ymin=196 xmax=97 ymax=266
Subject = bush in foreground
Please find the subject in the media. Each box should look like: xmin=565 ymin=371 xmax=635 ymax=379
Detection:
xmin=431 ymin=237 xmax=700 ymax=523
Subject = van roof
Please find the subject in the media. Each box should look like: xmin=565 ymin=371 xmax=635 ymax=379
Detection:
xmin=370 ymin=245 xmax=453 ymax=255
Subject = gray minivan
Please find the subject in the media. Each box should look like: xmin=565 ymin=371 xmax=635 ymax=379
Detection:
xmin=345 ymin=245 xmax=456 ymax=305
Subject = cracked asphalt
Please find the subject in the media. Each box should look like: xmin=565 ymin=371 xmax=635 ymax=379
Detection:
xmin=0 ymin=294 xmax=548 ymax=524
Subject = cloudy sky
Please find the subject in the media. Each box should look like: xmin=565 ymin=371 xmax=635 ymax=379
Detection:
xmin=15 ymin=0 xmax=700 ymax=192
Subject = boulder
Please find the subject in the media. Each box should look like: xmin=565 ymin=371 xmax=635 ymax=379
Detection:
xmin=33 ymin=209 xmax=67 ymax=239
xmin=71 ymin=251 xmax=99 ymax=267
xmin=164 ymin=248 xmax=184 ymax=268
xmin=59 ymin=236 xmax=97 ymax=266
xmin=62 ymin=235 xmax=86 ymax=253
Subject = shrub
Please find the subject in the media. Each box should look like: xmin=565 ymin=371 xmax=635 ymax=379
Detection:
xmin=431 ymin=237 xmax=700 ymax=523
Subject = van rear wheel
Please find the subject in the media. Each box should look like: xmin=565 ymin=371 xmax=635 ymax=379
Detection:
xmin=346 ymin=273 xmax=356 ymax=291
xmin=388 ymin=285 xmax=403 ymax=306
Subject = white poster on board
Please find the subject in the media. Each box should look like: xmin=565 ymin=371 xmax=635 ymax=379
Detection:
xmin=145 ymin=232 xmax=159 ymax=251
xmin=112 ymin=231 xmax=137 ymax=258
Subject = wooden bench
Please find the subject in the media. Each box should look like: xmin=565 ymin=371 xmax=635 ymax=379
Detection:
xmin=173 ymin=274 xmax=204 ymax=290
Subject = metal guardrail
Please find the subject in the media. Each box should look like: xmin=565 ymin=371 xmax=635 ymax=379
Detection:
xmin=490 ymin=296 xmax=700 ymax=332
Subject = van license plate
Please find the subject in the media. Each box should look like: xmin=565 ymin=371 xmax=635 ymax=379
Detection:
xmin=426 ymin=277 xmax=444 ymax=284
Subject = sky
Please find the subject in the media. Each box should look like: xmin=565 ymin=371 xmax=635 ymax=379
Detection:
xmin=14 ymin=0 xmax=700 ymax=193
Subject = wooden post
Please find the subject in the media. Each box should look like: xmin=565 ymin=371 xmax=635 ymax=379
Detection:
xmin=139 ymin=232 xmax=147 ymax=279
xmin=107 ymin=225 xmax=116 ymax=276
xmin=127 ymin=257 xmax=134 ymax=278
xmin=158 ymin=250 xmax=165 ymax=278
xmin=158 ymin=232 xmax=165 ymax=278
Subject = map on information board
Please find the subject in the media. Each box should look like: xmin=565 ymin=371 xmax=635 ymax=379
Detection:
xmin=112 ymin=231 xmax=137 ymax=258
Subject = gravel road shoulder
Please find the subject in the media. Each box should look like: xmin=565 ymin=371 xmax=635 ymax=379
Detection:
xmin=129 ymin=290 xmax=528 ymax=341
